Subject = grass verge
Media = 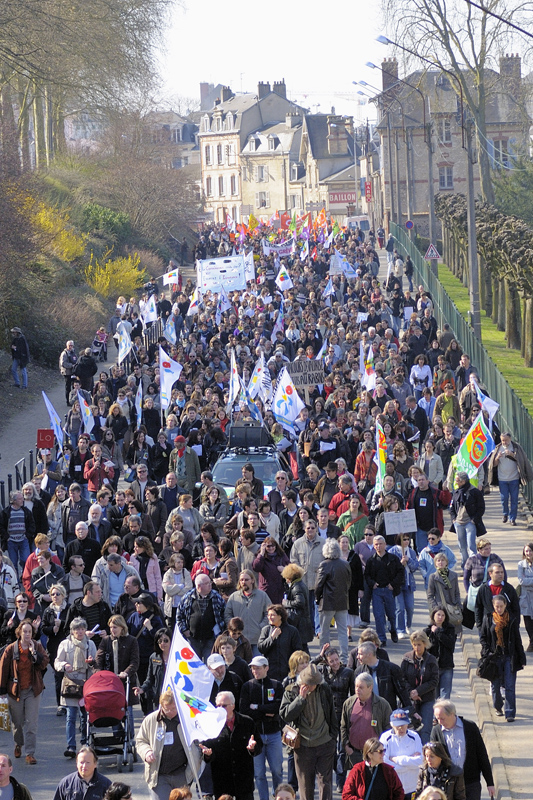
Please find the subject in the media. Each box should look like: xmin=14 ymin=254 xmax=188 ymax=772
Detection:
xmin=438 ymin=263 xmax=533 ymax=416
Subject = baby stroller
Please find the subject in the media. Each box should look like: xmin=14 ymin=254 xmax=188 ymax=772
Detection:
xmin=91 ymin=329 xmax=109 ymax=362
xmin=83 ymin=670 xmax=137 ymax=772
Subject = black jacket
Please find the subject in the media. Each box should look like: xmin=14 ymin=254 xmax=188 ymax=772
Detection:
xmin=257 ymin=622 xmax=302 ymax=682
xmin=401 ymin=650 xmax=439 ymax=704
xmin=480 ymin=611 xmax=526 ymax=674
xmin=354 ymin=659 xmax=411 ymax=711
xmin=415 ymin=762 xmax=466 ymax=800
xmin=108 ymin=502 xmax=129 ymax=533
xmin=240 ymin=676 xmax=283 ymax=735
xmin=202 ymin=712 xmax=262 ymax=798
xmin=475 ymin=582 xmax=520 ymax=629
xmin=64 ymin=596 xmax=112 ymax=645
xmin=425 ymin=623 xmax=457 ymax=671
xmin=315 ymin=557 xmax=352 ymax=611
xmin=284 ymin=579 xmax=314 ymax=644
xmin=61 ymin=497 xmax=91 ymax=544
xmin=0 ymin=506 xmax=36 ymax=548
xmin=365 ymin=551 xmax=404 ymax=596
xmin=313 ymin=663 xmax=354 ymax=723
xmin=450 ymin=481 xmax=486 ymax=537
xmin=430 ymin=716 xmax=493 ymax=788
xmin=25 ymin=498 xmax=49 ymax=535
xmin=140 ymin=652 xmax=167 ymax=703
xmin=209 ymin=669 xmax=243 ymax=708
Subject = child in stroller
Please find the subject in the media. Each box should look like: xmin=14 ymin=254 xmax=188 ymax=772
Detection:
xmin=92 ymin=328 xmax=109 ymax=361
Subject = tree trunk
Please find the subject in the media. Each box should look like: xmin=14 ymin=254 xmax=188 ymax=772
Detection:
xmin=0 ymin=82 xmax=21 ymax=178
xmin=492 ymin=277 xmax=499 ymax=325
xmin=484 ymin=266 xmax=492 ymax=316
xmin=17 ymin=76 xmax=31 ymax=172
xmin=497 ymin=279 xmax=506 ymax=331
xmin=505 ymin=280 xmax=521 ymax=350
xmin=32 ymin=82 xmax=46 ymax=170
xmin=521 ymin=297 xmax=526 ymax=359
xmin=524 ymin=297 xmax=533 ymax=367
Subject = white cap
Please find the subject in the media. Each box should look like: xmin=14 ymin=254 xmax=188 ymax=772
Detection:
xmin=206 ymin=654 xmax=225 ymax=669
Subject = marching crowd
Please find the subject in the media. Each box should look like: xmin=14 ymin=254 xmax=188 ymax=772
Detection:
xmin=3 ymin=220 xmax=533 ymax=800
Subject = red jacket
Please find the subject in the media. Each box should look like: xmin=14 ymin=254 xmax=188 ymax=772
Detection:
xmin=84 ymin=458 xmax=115 ymax=493
xmin=342 ymin=761 xmax=404 ymax=800
xmin=328 ymin=490 xmax=369 ymax=520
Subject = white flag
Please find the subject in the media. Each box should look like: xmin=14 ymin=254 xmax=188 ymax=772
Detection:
xmin=142 ymin=294 xmax=158 ymax=325
xmin=162 ymin=268 xmax=180 ymax=286
xmin=77 ymin=390 xmax=94 ymax=434
xmin=163 ymin=627 xmax=226 ymax=747
xmin=244 ymin=249 xmax=255 ymax=282
xmin=117 ymin=322 xmax=132 ymax=365
xmin=186 ymin=288 xmax=200 ymax=316
xmin=272 ymin=367 xmax=305 ymax=434
xmin=135 ymin=381 xmax=143 ymax=430
xmin=248 ymin=353 xmax=266 ymax=400
xmin=159 ymin=345 xmax=183 ymax=410
xmin=300 ymin=239 xmax=309 ymax=262
xmin=228 ymin=348 xmax=240 ymax=407
xmin=42 ymin=391 xmax=64 ymax=448
xmin=275 ymin=265 xmax=294 ymax=291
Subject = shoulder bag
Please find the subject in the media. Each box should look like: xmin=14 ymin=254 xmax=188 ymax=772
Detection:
xmin=281 ymin=724 xmax=301 ymax=749
xmin=436 ymin=582 xmax=463 ymax=627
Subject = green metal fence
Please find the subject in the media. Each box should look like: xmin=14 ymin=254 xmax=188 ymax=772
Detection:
xmin=390 ymin=221 xmax=533 ymax=508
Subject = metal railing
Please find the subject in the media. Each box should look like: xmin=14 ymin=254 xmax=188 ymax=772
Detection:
xmin=391 ymin=221 xmax=533 ymax=507
xmin=0 ymin=450 xmax=36 ymax=508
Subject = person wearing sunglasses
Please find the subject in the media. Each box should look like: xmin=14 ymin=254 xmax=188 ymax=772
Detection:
xmin=342 ymin=736 xmax=404 ymax=800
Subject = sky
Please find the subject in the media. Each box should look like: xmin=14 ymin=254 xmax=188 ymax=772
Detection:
xmin=160 ymin=0 xmax=389 ymax=123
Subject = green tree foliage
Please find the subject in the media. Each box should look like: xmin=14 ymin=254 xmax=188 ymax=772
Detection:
xmin=82 ymin=202 xmax=131 ymax=241
xmin=493 ymin=159 xmax=533 ymax=227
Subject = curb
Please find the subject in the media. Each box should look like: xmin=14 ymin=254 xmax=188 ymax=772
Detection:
xmin=461 ymin=628 xmax=510 ymax=799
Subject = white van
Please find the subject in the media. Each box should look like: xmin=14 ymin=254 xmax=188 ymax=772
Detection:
xmin=345 ymin=215 xmax=370 ymax=232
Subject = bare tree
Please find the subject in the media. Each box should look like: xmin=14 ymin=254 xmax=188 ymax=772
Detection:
xmin=381 ymin=0 xmax=533 ymax=203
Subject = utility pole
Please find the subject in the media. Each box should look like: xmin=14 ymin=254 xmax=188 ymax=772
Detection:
xmin=405 ymin=128 xmax=413 ymax=240
xmin=386 ymin=111 xmax=395 ymax=225
xmin=466 ymin=120 xmax=482 ymax=340
xmin=395 ymin=129 xmax=402 ymax=227
xmin=426 ymin=122 xmax=438 ymax=276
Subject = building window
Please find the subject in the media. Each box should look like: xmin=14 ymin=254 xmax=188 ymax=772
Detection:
xmin=249 ymin=138 xmax=257 ymax=152
xmin=493 ymin=140 xmax=510 ymax=169
xmin=230 ymin=175 xmax=237 ymax=195
xmin=256 ymin=191 xmax=270 ymax=208
xmin=171 ymin=128 xmax=181 ymax=143
xmin=437 ymin=119 xmax=452 ymax=144
xmin=182 ymin=156 xmax=189 ymax=166
xmin=218 ymin=176 xmax=225 ymax=196
xmin=256 ymin=165 xmax=268 ymax=182
xmin=439 ymin=166 xmax=453 ymax=189
xmin=268 ymin=136 xmax=278 ymax=151
xmin=204 ymin=145 xmax=211 ymax=165
xmin=242 ymin=166 xmax=248 ymax=182
xmin=227 ymin=144 xmax=236 ymax=165
xmin=291 ymin=164 xmax=299 ymax=181
xmin=217 ymin=144 xmax=223 ymax=165
xmin=206 ymin=177 xmax=213 ymax=196
xmin=171 ymin=158 xmax=182 ymax=169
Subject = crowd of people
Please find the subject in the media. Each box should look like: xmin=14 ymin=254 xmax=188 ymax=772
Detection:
xmin=3 ymin=219 xmax=531 ymax=800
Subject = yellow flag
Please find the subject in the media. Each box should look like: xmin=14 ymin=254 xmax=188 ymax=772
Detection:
xmin=248 ymin=213 xmax=259 ymax=231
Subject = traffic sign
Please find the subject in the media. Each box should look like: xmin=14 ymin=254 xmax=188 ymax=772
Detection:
xmin=405 ymin=220 xmax=414 ymax=230
xmin=424 ymin=243 xmax=441 ymax=260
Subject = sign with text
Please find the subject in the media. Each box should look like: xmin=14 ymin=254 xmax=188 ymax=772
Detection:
xmin=287 ymin=359 xmax=325 ymax=388
xmin=365 ymin=182 xmax=372 ymax=202
xmin=384 ymin=509 xmax=418 ymax=538
xmin=329 ymin=190 xmax=357 ymax=206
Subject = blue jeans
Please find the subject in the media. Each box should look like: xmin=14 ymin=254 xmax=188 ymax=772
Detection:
xmin=254 ymin=732 xmax=283 ymax=800
xmin=308 ymin=590 xmax=319 ymax=635
xmin=372 ymin=587 xmax=397 ymax=643
xmin=11 ymin=359 xmax=27 ymax=388
xmin=66 ymin=706 xmax=87 ymax=750
xmin=319 ymin=609 xmax=349 ymax=663
xmin=454 ymin=520 xmax=477 ymax=567
xmin=395 ymin=586 xmax=415 ymax=633
xmin=392 ymin=316 xmax=401 ymax=337
xmin=417 ymin=699 xmax=434 ymax=744
xmin=491 ymin=654 xmax=516 ymax=719
xmin=8 ymin=538 xmax=30 ymax=576
xmin=499 ymin=479 xmax=520 ymax=522
xmin=439 ymin=669 xmax=453 ymax=699
xmin=416 ymin=528 xmax=429 ymax=555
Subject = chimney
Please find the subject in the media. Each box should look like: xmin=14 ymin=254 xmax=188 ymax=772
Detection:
xmin=200 ymin=83 xmax=210 ymax=103
xmin=381 ymin=58 xmax=399 ymax=92
xmin=500 ymin=53 xmax=521 ymax=98
xmin=345 ymin=116 xmax=354 ymax=140
xmin=286 ymin=111 xmax=301 ymax=128
xmin=273 ymin=80 xmax=287 ymax=99
xmin=327 ymin=115 xmax=349 ymax=155
xmin=258 ymin=81 xmax=271 ymax=100
xmin=220 ymin=86 xmax=233 ymax=102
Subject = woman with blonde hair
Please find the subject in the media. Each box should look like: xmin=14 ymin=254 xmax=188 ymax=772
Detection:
xmin=400 ymin=631 xmax=439 ymax=744
xmin=281 ymin=563 xmax=314 ymax=649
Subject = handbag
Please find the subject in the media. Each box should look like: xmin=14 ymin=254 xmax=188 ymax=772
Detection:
xmin=0 ymin=696 xmax=11 ymax=732
xmin=436 ymin=582 xmax=463 ymax=626
xmin=476 ymin=653 xmax=500 ymax=682
xmin=281 ymin=724 xmax=301 ymax=750
xmin=123 ymin=466 xmax=136 ymax=483
xmin=61 ymin=673 xmax=84 ymax=699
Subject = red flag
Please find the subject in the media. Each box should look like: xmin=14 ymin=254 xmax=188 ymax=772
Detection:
xmin=310 ymin=246 xmax=317 ymax=261
xmin=280 ymin=211 xmax=291 ymax=230
xmin=301 ymin=212 xmax=312 ymax=229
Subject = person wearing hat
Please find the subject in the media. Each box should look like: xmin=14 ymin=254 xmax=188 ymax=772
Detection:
xmin=240 ymin=655 xmax=284 ymax=800
xmin=126 ymin=593 xmax=163 ymax=714
xmin=280 ymin=663 xmax=338 ymax=800
xmin=10 ymin=327 xmax=30 ymax=390
xmin=169 ymin=435 xmax=201 ymax=496
xmin=206 ymin=653 xmax=243 ymax=707
xmin=309 ymin=425 xmax=341 ymax=471
xmin=380 ymin=709 xmax=423 ymax=798
xmin=449 ymin=472 xmax=486 ymax=568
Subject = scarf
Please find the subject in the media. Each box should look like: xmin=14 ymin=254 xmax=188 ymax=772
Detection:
xmin=437 ymin=567 xmax=452 ymax=588
xmin=428 ymin=541 xmax=443 ymax=556
xmin=71 ymin=635 xmax=88 ymax=672
xmin=112 ymin=637 xmax=120 ymax=675
xmin=493 ymin=609 xmax=509 ymax=649
xmin=177 ymin=446 xmax=186 ymax=458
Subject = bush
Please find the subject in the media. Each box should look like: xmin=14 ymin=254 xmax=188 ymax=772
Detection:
xmin=82 ymin=202 xmax=131 ymax=241
xmin=85 ymin=249 xmax=147 ymax=299
xmin=33 ymin=201 xmax=87 ymax=261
